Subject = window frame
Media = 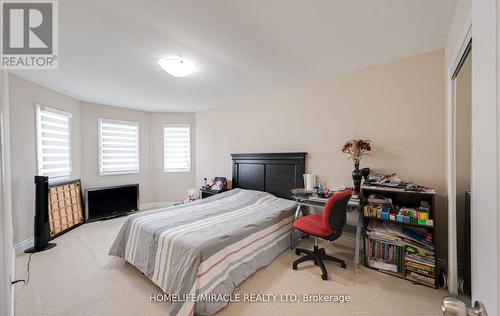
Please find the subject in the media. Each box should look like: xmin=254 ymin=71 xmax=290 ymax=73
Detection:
xmin=35 ymin=104 xmax=73 ymax=182
xmin=163 ymin=123 xmax=191 ymax=173
xmin=98 ymin=118 xmax=140 ymax=176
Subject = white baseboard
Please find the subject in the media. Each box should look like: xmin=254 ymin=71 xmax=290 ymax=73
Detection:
xmin=140 ymin=201 xmax=176 ymax=211
xmin=14 ymin=201 xmax=175 ymax=256
xmin=14 ymin=238 xmax=33 ymax=256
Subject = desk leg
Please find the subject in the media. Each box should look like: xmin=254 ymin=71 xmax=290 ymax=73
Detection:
xmin=290 ymin=204 xmax=305 ymax=249
xmin=355 ymin=210 xmax=364 ymax=266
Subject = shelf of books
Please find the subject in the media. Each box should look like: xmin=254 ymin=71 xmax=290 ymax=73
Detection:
xmin=362 ymin=186 xmax=437 ymax=288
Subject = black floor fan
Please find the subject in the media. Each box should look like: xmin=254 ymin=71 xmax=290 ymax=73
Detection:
xmin=25 ymin=176 xmax=56 ymax=253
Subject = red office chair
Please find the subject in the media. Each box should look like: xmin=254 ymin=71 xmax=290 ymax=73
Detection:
xmin=292 ymin=189 xmax=352 ymax=280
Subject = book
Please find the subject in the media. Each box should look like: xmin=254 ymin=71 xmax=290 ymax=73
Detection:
xmin=368 ymin=258 xmax=398 ymax=273
xmin=403 ymin=228 xmax=434 ymax=250
xmin=406 ymin=271 xmax=435 ymax=286
xmin=405 ymin=253 xmax=435 ymax=266
xmin=367 ymin=197 xmax=392 ymax=205
xmin=405 ymin=265 xmax=435 ymax=277
xmin=403 ymin=239 xmax=435 ymax=254
xmin=367 ymin=236 xmax=404 ymax=273
xmin=405 ymin=260 xmax=436 ymax=273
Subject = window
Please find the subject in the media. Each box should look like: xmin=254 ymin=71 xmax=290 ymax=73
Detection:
xmin=99 ymin=119 xmax=139 ymax=175
xmin=36 ymin=105 xmax=72 ymax=180
xmin=164 ymin=124 xmax=191 ymax=172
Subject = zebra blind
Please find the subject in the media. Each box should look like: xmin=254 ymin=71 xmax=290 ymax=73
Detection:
xmin=164 ymin=124 xmax=191 ymax=172
xmin=99 ymin=119 xmax=139 ymax=175
xmin=36 ymin=105 xmax=72 ymax=180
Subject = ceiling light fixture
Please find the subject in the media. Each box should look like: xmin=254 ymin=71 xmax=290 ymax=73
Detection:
xmin=159 ymin=56 xmax=196 ymax=78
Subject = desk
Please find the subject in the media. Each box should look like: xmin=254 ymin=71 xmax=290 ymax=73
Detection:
xmin=291 ymin=195 xmax=364 ymax=266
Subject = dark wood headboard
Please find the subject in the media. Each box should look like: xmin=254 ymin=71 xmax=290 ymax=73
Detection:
xmin=231 ymin=152 xmax=306 ymax=199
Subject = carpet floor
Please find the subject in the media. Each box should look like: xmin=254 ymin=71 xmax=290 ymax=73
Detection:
xmin=14 ymin=216 xmax=447 ymax=315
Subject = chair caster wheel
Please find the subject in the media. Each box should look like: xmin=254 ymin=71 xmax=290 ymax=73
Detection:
xmin=321 ymin=274 xmax=328 ymax=280
xmin=341 ymin=263 xmax=347 ymax=269
xmin=292 ymin=264 xmax=297 ymax=270
xmin=314 ymin=260 xmax=318 ymax=266
xmin=295 ymin=249 xmax=300 ymax=255
xmin=320 ymin=248 xmax=326 ymax=255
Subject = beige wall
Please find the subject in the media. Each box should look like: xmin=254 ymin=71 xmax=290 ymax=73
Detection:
xmin=150 ymin=112 xmax=196 ymax=202
xmin=9 ymin=75 xmax=81 ymax=244
xmin=196 ymin=50 xmax=447 ymax=258
xmin=79 ymin=102 xmax=153 ymax=203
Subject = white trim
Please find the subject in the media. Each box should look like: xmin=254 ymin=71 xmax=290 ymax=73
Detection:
xmin=497 ymin=0 xmax=500 ymax=310
xmin=0 ymin=70 xmax=14 ymax=316
xmin=99 ymin=170 xmax=140 ymax=176
xmin=14 ymin=238 xmax=34 ymax=256
xmin=10 ymin=252 xmax=14 ymax=316
xmin=446 ymin=12 xmax=472 ymax=296
xmin=470 ymin=0 xmax=500 ymax=312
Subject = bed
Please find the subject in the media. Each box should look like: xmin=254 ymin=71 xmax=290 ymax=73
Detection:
xmin=109 ymin=153 xmax=306 ymax=316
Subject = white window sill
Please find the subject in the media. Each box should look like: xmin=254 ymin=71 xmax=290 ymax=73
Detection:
xmin=164 ymin=169 xmax=191 ymax=173
xmin=99 ymin=171 xmax=140 ymax=176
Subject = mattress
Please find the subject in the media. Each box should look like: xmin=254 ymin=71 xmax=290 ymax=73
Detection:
xmin=109 ymin=188 xmax=296 ymax=315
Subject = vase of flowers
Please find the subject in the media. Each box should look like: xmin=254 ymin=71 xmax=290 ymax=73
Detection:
xmin=342 ymin=139 xmax=372 ymax=194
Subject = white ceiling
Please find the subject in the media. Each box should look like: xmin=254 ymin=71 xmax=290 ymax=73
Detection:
xmin=12 ymin=0 xmax=457 ymax=112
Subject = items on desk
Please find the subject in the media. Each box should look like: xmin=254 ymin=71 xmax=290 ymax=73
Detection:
xmin=303 ymin=174 xmax=317 ymax=191
xmin=365 ymin=173 xmax=435 ymax=193
xmin=313 ymin=181 xmax=332 ymax=198
xmin=361 ymin=167 xmax=370 ymax=182
xmin=291 ymin=188 xmax=313 ymax=197
xmin=292 ymin=184 xmax=352 ymax=200
xmin=367 ymin=173 xmax=402 ymax=187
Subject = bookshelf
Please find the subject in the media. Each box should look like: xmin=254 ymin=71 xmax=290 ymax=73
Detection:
xmin=361 ymin=185 xmax=438 ymax=288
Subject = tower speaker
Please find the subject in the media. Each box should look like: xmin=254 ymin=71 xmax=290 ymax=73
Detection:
xmin=25 ymin=176 xmax=56 ymax=253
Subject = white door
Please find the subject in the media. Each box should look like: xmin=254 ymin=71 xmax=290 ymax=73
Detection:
xmin=469 ymin=0 xmax=500 ymax=313
xmin=0 ymin=71 xmax=14 ymax=316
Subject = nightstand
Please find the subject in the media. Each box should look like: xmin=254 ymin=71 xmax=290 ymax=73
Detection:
xmin=200 ymin=188 xmax=229 ymax=199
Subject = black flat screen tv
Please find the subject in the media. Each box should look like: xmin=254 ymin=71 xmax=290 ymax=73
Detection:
xmin=85 ymin=184 xmax=139 ymax=221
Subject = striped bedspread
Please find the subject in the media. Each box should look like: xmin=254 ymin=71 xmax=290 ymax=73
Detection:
xmin=109 ymin=189 xmax=296 ymax=315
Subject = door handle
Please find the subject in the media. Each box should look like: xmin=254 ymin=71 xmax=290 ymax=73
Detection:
xmin=442 ymin=297 xmax=488 ymax=316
